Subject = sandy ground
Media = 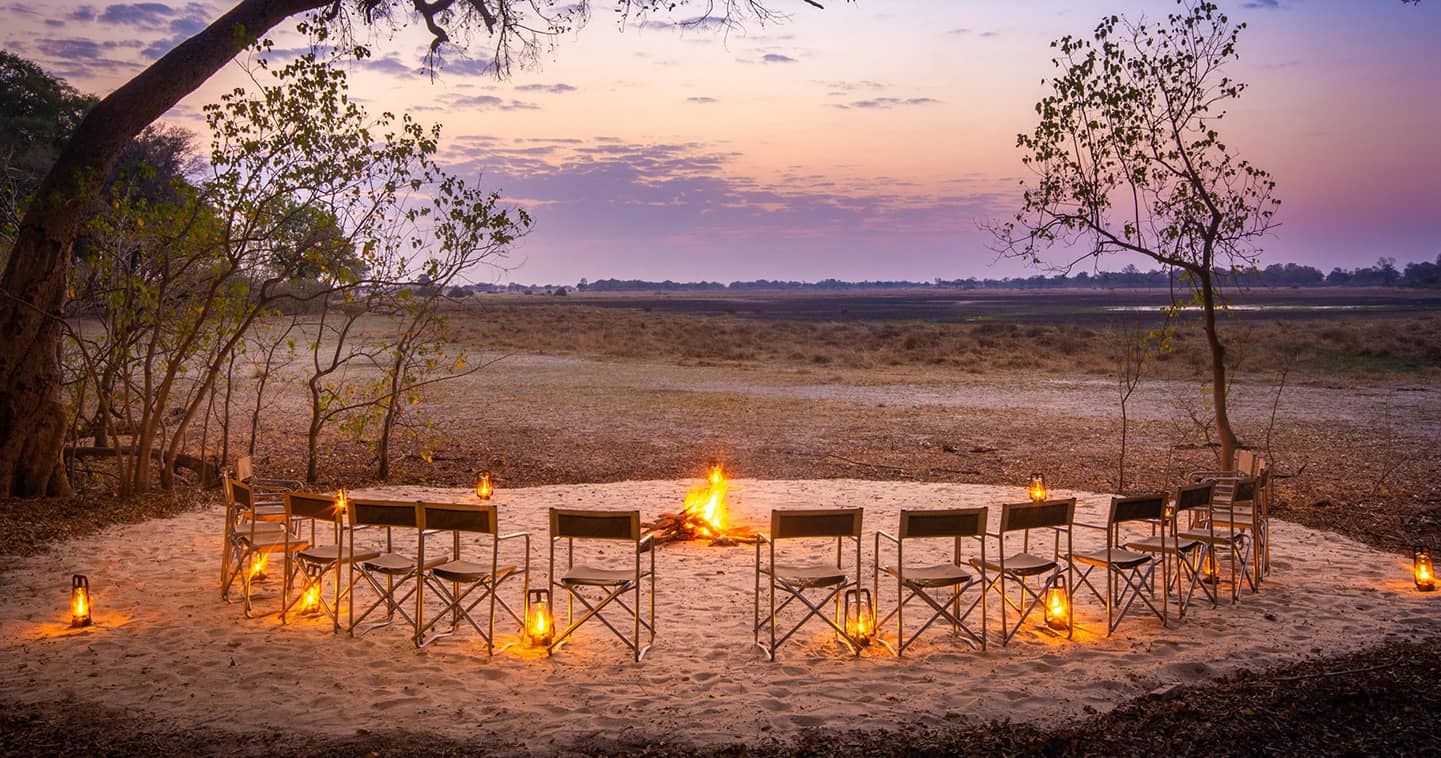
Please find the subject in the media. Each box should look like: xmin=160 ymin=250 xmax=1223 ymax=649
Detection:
xmin=2 ymin=479 xmax=1438 ymax=752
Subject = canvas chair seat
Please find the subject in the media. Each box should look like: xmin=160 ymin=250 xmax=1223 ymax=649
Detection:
xmin=1126 ymin=534 xmax=1203 ymax=554
xmin=243 ymin=533 xmax=308 ymax=553
xmin=974 ymin=552 xmax=1056 ymax=577
xmin=561 ymin=564 xmax=652 ymax=587
xmin=362 ymin=552 xmax=438 ymax=575
xmin=762 ymin=562 xmax=849 ymax=588
xmin=881 ymin=562 xmax=973 ymax=588
xmin=1178 ymin=529 xmax=1244 ymax=547
xmin=432 ymin=560 xmax=519 ymax=584
xmin=250 ymin=504 xmax=288 ymax=520
xmin=1071 ymin=548 xmax=1152 ymax=570
xmin=297 ymin=544 xmax=380 ymax=565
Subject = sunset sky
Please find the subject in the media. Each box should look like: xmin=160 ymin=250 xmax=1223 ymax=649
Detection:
xmin=4 ymin=0 xmax=1439 ymax=284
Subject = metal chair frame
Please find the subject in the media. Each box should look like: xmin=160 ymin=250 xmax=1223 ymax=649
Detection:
xmin=415 ymin=502 xmax=530 ymax=654
xmin=547 ymin=509 xmax=656 ymax=662
xmin=1072 ymin=494 xmax=1169 ymax=636
xmin=874 ymin=507 xmax=989 ymax=655
xmin=1181 ymin=479 xmax=1255 ymax=604
xmin=1126 ymin=482 xmax=1214 ymax=617
xmin=754 ymin=508 xmax=866 ymax=661
xmin=345 ymin=498 xmax=445 ymax=640
xmin=975 ymin=499 xmax=1076 ymax=646
xmin=220 ymin=474 xmax=290 ymax=601
xmin=280 ymin=492 xmax=377 ymax=631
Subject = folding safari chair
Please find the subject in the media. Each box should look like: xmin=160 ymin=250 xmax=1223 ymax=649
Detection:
xmin=345 ymin=498 xmax=447 ymax=641
xmin=1179 ymin=480 xmax=1254 ymax=603
xmin=972 ymin=499 xmax=1075 ymax=645
xmin=416 ymin=502 xmax=529 ymax=654
xmin=1126 ymin=482 xmax=1213 ymax=617
xmin=874 ymin=507 xmax=989 ymax=655
xmin=280 ymin=492 xmax=378 ymax=631
xmin=547 ymin=509 xmax=656 ymax=662
xmin=224 ymin=479 xmax=309 ymax=617
xmin=220 ymin=475 xmax=288 ymax=600
xmin=754 ymin=508 xmax=866 ymax=661
xmin=1071 ymin=494 xmax=1169 ymax=636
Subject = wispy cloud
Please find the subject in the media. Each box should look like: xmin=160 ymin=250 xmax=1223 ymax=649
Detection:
xmin=832 ymin=97 xmax=940 ymax=110
xmin=452 ymin=94 xmax=541 ymax=111
xmin=686 ymin=96 xmax=718 ymax=104
xmin=761 ymin=53 xmax=797 ymax=64
xmin=514 ymin=83 xmax=578 ymax=94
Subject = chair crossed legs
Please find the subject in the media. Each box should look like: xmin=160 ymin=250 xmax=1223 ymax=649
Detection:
xmin=754 ymin=508 xmax=866 ymax=660
xmin=1071 ymin=494 xmax=1168 ymax=636
xmin=1126 ymin=482 xmax=1213 ymax=616
xmin=345 ymin=498 xmax=447 ymax=641
xmin=973 ymin=499 xmax=1076 ymax=645
xmin=547 ymin=509 xmax=656 ymax=662
xmin=416 ymin=502 xmax=529 ymax=654
xmin=874 ymin=507 xmax=988 ymax=655
xmin=220 ymin=476 xmax=289 ymax=602
xmin=1179 ymin=480 xmax=1255 ymax=603
xmin=280 ymin=492 xmax=378 ymax=631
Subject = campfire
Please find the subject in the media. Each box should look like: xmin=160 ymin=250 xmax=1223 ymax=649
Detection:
xmin=647 ymin=464 xmax=758 ymax=545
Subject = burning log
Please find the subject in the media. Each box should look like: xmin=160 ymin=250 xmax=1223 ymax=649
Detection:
xmin=645 ymin=464 xmax=759 ymax=545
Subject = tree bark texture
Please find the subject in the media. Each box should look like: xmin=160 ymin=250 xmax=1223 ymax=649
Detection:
xmin=0 ymin=0 xmax=327 ymax=497
xmin=1198 ymin=269 xmax=1240 ymax=469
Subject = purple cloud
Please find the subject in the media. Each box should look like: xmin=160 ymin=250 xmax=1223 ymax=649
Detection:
xmin=99 ymin=3 xmax=175 ymax=27
xmin=761 ymin=53 xmax=796 ymax=64
xmin=833 ymin=97 xmax=940 ymax=110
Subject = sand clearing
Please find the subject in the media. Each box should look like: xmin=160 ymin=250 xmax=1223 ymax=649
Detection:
xmin=2 ymin=480 xmax=1438 ymax=751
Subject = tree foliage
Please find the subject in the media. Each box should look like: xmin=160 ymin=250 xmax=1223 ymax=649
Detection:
xmin=993 ymin=0 xmax=1279 ymax=466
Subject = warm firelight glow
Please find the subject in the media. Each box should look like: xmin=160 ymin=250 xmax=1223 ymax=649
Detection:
xmin=1044 ymin=584 xmax=1069 ymax=631
xmin=335 ymin=488 xmax=348 ymax=517
xmin=526 ymin=589 xmax=554 ymax=648
xmin=1416 ymin=547 xmax=1436 ymax=592
xmin=301 ymin=583 xmax=321 ymax=614
xmin=249 ymin=553 xmax=268 ymax=581
xmin=844 ymin=589 xmax=875 ymax=647
xmin=681 ymin=463 xmax=729 ymax=537
xmin=1027 ymin=473 xmax=1048 ymax=504
xmin=70 ymin=574 xmax=92 ymax=628
xmin=476 ymin=472 xmax=494 ymax=501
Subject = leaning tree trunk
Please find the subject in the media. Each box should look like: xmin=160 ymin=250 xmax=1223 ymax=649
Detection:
xmin=0 ymin=0 xmax=327 ymax=497
xmin=1198 ymin=268 xmax=1240 ymax=469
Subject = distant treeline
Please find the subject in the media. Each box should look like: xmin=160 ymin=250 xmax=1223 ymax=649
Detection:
xmin=459 ymin=256 xmax=1441 ymax=295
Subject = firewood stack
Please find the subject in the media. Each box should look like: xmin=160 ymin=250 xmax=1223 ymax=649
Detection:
xmin=645 ymin=509 xmax=760 ymax=546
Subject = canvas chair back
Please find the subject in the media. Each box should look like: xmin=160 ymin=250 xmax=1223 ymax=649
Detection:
xmin=1175 ymin=482 xmax=1214 ymax=514
xmin=999 ymin=499 xmax=1075 ymax=533
xmin=770 ymin=508 xmax=863 ymax=541
xmin=350 ymin=498 xmax=421 ymax=529
xmin=898 ymin=507 xmax=987 ymax=540
xmin=550 ymin=509 xmax=641 ymax=541
xmin=418 ymin=502 xmax=498 ymax=535
xmin=235 ymin=455 xmax=256 ymax=483
xmin=1110 ymin=494 xmax=1167 ymax=525
xmin=230 ymin=478 xmax=254 ymax=509
xmin=286 ymin=492 xmax=340 ymax=522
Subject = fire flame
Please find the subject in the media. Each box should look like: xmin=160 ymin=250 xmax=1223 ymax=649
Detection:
xmin=71 ymin=588 xmax=90 ymax=625
xmin=528 ymin=602 xmax=554 ymax=647
xmin=249 ymin=553 xmax=268 ymax=580
xmin=301 ymin=583 xmax=321 ymax=614
xmin=476 ymin=472 xmax=493 ymax=501
xmin=1044 ymin=585 xmax=1069 ymax=630
xmin=336 ymin=488 xmax=347 ymax=516
xmin=681 ymin=464 xmax=729 ymax=537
